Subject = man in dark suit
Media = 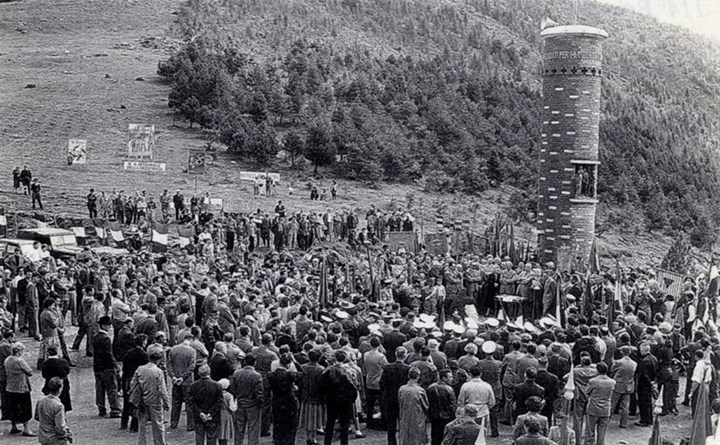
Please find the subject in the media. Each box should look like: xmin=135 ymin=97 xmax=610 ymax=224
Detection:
xmin=121 ymin=333 xmax=149 ymax=431
xmin=379 ymin=346 xmax=410 ymax=445
xmin=635 ymin=343 xmax=658 ymax=426
xmin=209 ymin=342 xmax=233 ymax=382
xmin=535 ymin=357 xmax=559 ymax=425
xmin=541 ymin=271 xmax=557 ymax=316
xmin=586 ymin=363 xmax=616 ymax=445
xmin=168 ymin=334 xmax=196 ymax=431
xmin=189 ymin=364 xmax=223 ymax=445
xmin=513 ymin=367 xmax=544 ymax=420
xmin=382 ymin=320 xmax=407 ymax=363
xmin=92 ymin=315 xmax=121 ymax=417
xmin=229 ymin=353 xmax=263 ymax=445
xmin=609 ymin=346 xmax=636 ymax=428
xmin=442 ymin=403 xmax=483 ymax=445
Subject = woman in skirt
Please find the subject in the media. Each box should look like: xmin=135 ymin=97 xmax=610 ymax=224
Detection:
xmin=218 ymin=379 xmax=237 ymax=445
xmin=299 ymin=349 xmax=326 ymax=445
xmin=4 ymin=342 xmax=36 ymax=436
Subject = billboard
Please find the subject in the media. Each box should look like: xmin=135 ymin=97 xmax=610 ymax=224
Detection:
xmin=127 ymin=124 xmax=154 ymax=159
xmin=67 ymin=139 xmax=87 ymax=165
xmin=425 ymin=232 xmax=449 ymax=256
xmin=188 ymin=149 xmax=206 ymax=175
xmin=123 ymin=161 xmax=166 ymax=172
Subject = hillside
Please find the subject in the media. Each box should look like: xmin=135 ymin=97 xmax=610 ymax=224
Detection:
xmin=160 ymin=0 xmax=720 ymax=248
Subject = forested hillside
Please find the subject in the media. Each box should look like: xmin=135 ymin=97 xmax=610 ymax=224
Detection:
xmin=158 ymin=0 xmax=720 ymax=247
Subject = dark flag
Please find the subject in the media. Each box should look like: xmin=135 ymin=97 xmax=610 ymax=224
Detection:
xmin=583 ymin=271 xmax=594 ymax=321
xmin=152 ymin=222 xmax=169 ymax=253
xmin=588 ymin=237 xmax=600 ymax=274
xmin=318 ymin=256 xmax=328 ymax=307
xmin=509 ymin=224 xmax=517 ymax=264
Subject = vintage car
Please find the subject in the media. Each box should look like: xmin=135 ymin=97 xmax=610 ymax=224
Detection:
xmin=0 ymin=238 xmax=41 ymax=262
xmin=17 ymin=228 xmax=129 ymax=260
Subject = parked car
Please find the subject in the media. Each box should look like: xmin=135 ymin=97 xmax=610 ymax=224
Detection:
xmin=0 ymin=238 xmax=41 ymax=262
xmin=17 ymin=228 xmax=129 ymax=260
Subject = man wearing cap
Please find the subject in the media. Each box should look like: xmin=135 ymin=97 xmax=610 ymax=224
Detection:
xmin=478 ymin=341 xmax=501 ymax=437
xmin=93 ymin=315 xmax=121 ymax=418
xmin=426 ymin=368 xmax=455 ymax=445
xmin=379 ymin=347 xmax=410 ymax=445
xmin=427 ymin=338 xmax=447 ymax=371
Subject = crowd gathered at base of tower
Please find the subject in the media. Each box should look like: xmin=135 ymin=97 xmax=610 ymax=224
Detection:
xmin=0 ymin=181 xmax=718 ymax=445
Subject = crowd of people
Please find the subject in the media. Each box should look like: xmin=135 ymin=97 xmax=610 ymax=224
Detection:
xmin=0 ymin=194 xmax=718 ymax=445
xmin=11 ymin=166 xmax=43 ymax=210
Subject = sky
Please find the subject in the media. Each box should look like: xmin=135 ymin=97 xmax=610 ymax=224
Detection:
xmin=594 ymin=0 xmax=720 ymax=42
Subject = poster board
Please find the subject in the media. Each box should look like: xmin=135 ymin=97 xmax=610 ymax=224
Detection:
xmin=188 ymin=149 xmax=206 ymax=175
xmin=656 ymin=269 xmax=684 ymax=298
xmin=127 ymin=124 xmax=155 ymax=159
xmin=239 ymin=171 xmax=281 ymax=182
xmin=123 ymin=161 xmax=166 ymax=172
xmin=67 ymin=139 xmax=87 ymax=165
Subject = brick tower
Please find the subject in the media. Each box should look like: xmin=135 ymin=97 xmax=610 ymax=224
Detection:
xmin=536 ymin=25 xmax=608 ymax=267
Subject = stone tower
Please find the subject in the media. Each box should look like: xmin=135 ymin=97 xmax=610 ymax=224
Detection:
xmin=536 ymin=25 xmax=608 ymax=267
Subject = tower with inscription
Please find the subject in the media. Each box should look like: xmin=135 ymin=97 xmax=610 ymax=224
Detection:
xmin=536 ymin=25 xmax=608 ymax=267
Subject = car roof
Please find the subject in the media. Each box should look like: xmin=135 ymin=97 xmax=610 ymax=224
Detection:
xmin=0 ymin=238 xmax=37 ymax=246
xmin=19 ymin=228 xmax=75 ymax=236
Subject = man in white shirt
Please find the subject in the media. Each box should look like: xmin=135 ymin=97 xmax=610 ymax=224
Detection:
xmin=457 ymin=365 xmax=496 ymax=422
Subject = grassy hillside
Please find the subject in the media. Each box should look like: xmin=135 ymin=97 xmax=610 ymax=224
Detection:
xmin=160 ymin=0 xmax=720 ymax=248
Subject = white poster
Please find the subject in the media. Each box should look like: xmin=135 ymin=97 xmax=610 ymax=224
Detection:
xmin=68 ymin=139 xmax=87 ymax=165
xmin=127 ymin=124 xmax=155 ymax=159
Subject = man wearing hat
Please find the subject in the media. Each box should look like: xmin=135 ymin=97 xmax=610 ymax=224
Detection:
xmin=442 ymin=404 xmax=483 ymax=445
xmin=541 ymin=267 xmax=557 ymax=317
xmin=92 ymin=315 xmax=121 ymax=418
xmin=478 ymin=341 xmax=501 ymax=437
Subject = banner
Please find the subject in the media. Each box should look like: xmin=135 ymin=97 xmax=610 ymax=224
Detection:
xmin=188 ymin=149 xmax=206 ymax=175
xmin=123 ymin=161 xmax=166 ymax=172
xmin=425 ymin=232 xmax=449 ymax=256
xmin=656 ymin=269 xmax=684 ymax=298
xmin=0 ymin=209 xmax=6 ymax=237
xmin=127 ymin=124 xmax=154 ymax=159
xmin=177 ymin=227 xmax=194 ymax=248
xmin=107 ymin=221 xmax=125 ymax=245
xmin=152 ymin=222 xmax=169 ymax=253
xmin=238 ymin=171 xmax=281 ymax=182
xmin=67 ymin=139 xmax=87 ymax=165
xmin=385 ymin=231 xmax=418 ymax=254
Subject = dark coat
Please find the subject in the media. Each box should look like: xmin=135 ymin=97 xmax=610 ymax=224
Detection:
xmin=379 ymin=361 xmax=410 ymax=413
xmin=513 ymin=380 xmax=545 ymax=418
xmin=92 ymin=331 xmax=117 ymax=372
xmin=122 ymin=347 xmax=149 ymax=391
xmin=41 ymin=357 xmax=72 ymax=411
xmin=535 ymin=369 xmax=560 ymax=417
xmin=189 ymin=377 xmax=223 ymax=424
